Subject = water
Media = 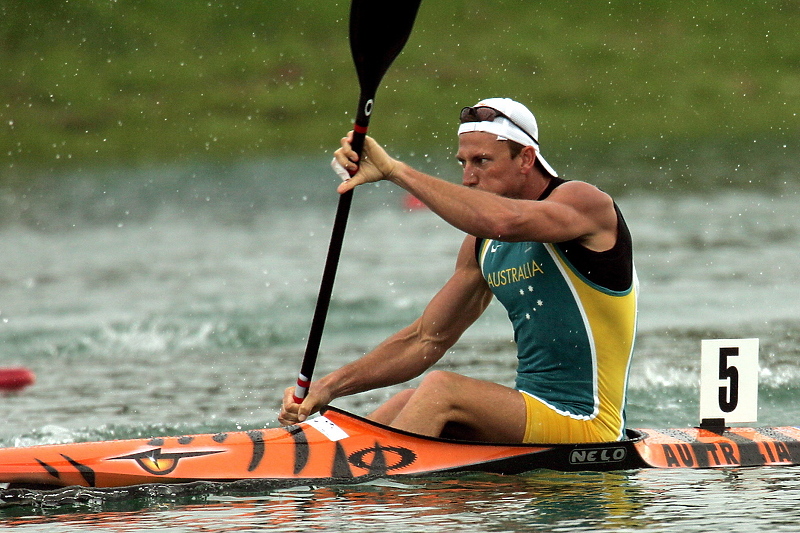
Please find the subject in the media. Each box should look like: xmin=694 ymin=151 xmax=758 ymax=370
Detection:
xmin=1 ymin=156 xmax=799 ymax=529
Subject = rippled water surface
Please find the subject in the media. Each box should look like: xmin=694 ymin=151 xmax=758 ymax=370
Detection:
xmin=1 ymin=158 xmax=799 ymax=529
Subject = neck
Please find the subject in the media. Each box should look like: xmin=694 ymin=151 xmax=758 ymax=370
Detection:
xmin=522 ymin=170 xmax=551 ymax=201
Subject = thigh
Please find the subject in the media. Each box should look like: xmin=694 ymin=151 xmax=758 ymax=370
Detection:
xmin=413 ymin=371 xmax=529 ymax=443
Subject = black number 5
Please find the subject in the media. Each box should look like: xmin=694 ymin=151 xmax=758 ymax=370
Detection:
xmin=718 ymin=347 xmax=739 ymax=412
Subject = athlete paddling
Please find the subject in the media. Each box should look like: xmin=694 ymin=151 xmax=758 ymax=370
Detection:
xmin=280 ymin=98 xmax=638 ymax=444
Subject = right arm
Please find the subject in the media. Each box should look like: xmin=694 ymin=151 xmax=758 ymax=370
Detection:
xmin=279 ymin=235 xmax=492 ymax=424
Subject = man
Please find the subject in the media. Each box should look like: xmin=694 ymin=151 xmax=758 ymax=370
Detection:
xmin=279 ymin=98 xmax=637 ymax=444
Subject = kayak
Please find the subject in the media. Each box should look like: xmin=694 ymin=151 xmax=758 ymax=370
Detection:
xmin=1 ymin=406 xmax=799 ymax=490
xmin=0 ymin=367 xmax=35 ymax=393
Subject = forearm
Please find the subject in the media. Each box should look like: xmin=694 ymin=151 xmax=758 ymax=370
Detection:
xmin=315 ymin=322 xmax=449 ymax=401
xmin=388 ymin=162 xmax=523 ymax=240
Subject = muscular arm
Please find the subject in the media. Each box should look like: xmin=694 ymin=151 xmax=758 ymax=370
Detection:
xmin=388 ymin=163 xmax=618 ymax=250
xmin=336 ymin=134 xmax=618 ymax=251
xmin=279 ymin=236 xmax=493 ymax=423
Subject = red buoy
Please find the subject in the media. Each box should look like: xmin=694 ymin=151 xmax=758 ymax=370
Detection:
xmin=0 ymin=367 xmax=36 ymax=392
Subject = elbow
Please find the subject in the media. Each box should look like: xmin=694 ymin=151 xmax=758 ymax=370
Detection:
xmin=481 ymin=213 xmax=527 ymax=241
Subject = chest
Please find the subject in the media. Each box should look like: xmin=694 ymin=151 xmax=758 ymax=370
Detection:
xmin=479 ymin=240 xmax=566 ymax=304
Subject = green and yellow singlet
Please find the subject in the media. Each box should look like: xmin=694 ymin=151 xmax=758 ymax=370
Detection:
xmin=476 ymin=183 xmax=637 ymax=443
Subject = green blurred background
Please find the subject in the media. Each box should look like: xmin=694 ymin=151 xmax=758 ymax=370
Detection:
xmin=1 ymin=0 xmax=797 ymax=190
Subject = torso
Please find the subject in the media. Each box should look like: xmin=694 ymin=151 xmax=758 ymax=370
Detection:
xmin=474 ymin=179 xmax=638 ymax=436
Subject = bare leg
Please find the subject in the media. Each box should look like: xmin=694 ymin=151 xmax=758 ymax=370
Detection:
xmin=367 ymin=388 xmax=415 ymax=425
xmin=387 ymin=370 xmax=527 ymax=443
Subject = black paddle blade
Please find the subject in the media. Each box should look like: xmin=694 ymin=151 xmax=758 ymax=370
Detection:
xmin=349 ymin=0 xmax=422 ymax=126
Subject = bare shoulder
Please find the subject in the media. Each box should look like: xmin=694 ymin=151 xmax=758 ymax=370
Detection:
xmin=547 ymin=180 xmax=618 ymax=249
xmin=548 ymin=180 xmax=613 ymax=209
xmin=549 ymin=180 xmax=615 ymax=221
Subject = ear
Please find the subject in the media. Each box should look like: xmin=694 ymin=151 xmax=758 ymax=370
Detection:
xmin=519 ymin=145 xmax=537 ymax=173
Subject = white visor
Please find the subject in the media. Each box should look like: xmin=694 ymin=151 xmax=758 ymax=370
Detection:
xmin=457 ymin=99 xmax=558 ymax=178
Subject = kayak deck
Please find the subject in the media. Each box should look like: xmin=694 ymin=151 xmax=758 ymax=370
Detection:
xmin=1 ymin=407 xmax=799 ymax=489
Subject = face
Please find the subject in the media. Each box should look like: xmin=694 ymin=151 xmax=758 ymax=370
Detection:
xmin=455 ymin=132 xmax=529 ymax=197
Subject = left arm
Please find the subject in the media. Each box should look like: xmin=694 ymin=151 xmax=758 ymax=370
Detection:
xmin=385 ymin=162 xmax=617 ymax=249
xmin=336 ymin=134 xmax=618 ymax=250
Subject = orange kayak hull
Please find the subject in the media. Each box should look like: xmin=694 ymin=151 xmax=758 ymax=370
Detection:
xmin=1 ymin=407 xmax=799 ymax=489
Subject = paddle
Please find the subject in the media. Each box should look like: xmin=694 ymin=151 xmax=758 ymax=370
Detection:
xmin=293 ymin=0 xmax=423 ymax=404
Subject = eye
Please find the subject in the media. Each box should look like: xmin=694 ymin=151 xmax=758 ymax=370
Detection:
xmin=456 ymin=157 xmax=466 ymax=168
xmin=474 ymin=157 xmax=492 ymax=167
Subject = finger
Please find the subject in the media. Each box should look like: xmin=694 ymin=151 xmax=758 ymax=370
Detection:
xmin=282 ymin=386 xmax=297 ymax=407
xmin=279 ymin=401 xmax=302 ymax=424
xmin=279 ymin=415 xmax=299 ymax=427
xmin=337 ymin=179 xmax=355 ymax=195
xmin=339 ymin=133 xmax=359 ymax=162
xmin=279 ymin=387 xmax=301 ymax=423
xmin=337 ymin=173 xmax=371 ymax=194
xmin=277 ymin=409 xmax=294 ymax=426
xmin=334 ymin=149 xmax=361 ymax=181
xmin=296 ymin=398 xmax=317 ymax=423
xmin=279 ymin=403 xmax=308 ymax=425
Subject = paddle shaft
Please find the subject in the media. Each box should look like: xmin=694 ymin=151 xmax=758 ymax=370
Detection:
xmin=293 ymin=0 xmax=421 ymax=404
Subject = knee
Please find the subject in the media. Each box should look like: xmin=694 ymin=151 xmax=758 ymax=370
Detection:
xmin=417 ymin=370 xmax=461 ymax=396
xmin=392 ymin=388 xmax=416 ymax=405
xmin=369 ymin=387 xmax=417 ymax=425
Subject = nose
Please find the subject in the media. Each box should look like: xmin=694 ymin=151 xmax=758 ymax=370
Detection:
xmin=462 ymin=165 xmax=478 ymax=187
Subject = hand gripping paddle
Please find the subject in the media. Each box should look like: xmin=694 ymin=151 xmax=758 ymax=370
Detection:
xmin=293 ymin=0 xmax=423 ymax=404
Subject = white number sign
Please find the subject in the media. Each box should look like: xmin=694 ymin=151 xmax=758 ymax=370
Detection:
xmin=699 ymin=338 xmax=759 ymax=425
